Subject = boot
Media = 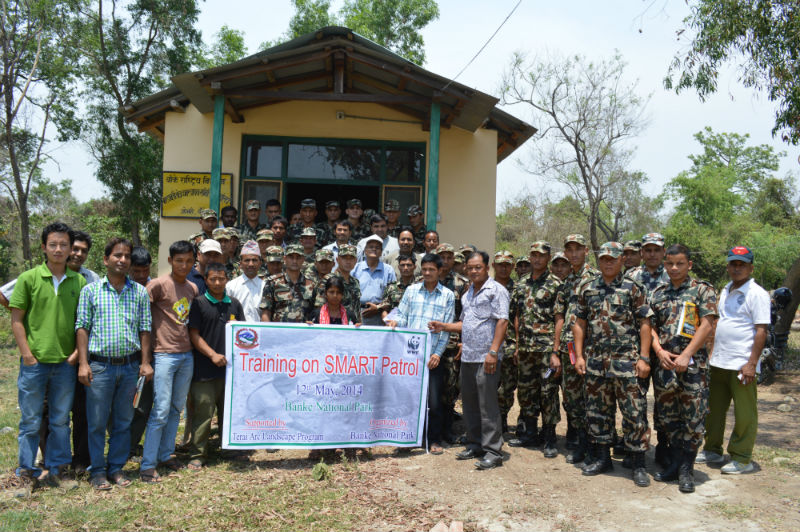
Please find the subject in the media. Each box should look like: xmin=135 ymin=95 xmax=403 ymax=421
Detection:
xmin=632 ymin=451 xmax=650 ymax=487
xmin=565 ymin=422 xmax=577 ymax=451
xmin=678 ymin=450 xmax=696 ymax=493
xmin=654 ymin=445 xmax=682 ymax=482
xmin=565 ymin=430 xmax=587 ymax=464
xmin=501 ymin=416 xmax=508 ymax=435
xmin=542 ymin=425 xmax=558 ymax=458
xmin=508 ymin=417 xmax=540 ymax=448
xmin=583 ymin=440 xmax=597 ymax=468
xmin=582 ymin=444 xmax=612 ymax=476
xmin=655 ymin=431 xmax=671 ymax=469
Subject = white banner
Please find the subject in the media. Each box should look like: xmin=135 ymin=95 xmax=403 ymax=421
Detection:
xmin=222 ymin=322 xmax=431 ymax=449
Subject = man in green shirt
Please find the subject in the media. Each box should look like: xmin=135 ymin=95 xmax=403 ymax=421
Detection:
xmin=9 ymin=222 xmax=87 ymax=494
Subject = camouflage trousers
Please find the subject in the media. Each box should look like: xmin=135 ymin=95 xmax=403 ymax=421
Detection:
xmin=517 ymin=349 xmax=561 ymax=426
xmin=640 ymin=354 xmax=664 ymax=432
xmin=559 ymin=347 xmax=586 ymax=431
xmin=497 ymin=344 xmax=518 ymax=421
xmin=585 ymin=372 xmax=647 ymax=452
xmin=441 ymin=346 xmax=461 ymax=410
xmin=653 ymin=366 xmax=709 ymax=452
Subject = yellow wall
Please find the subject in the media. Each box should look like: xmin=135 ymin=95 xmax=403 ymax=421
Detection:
xmin=158 ymin=102 xmax=497 ymax=273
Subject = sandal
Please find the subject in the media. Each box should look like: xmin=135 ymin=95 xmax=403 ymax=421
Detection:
xmin=139 ymin=468 xmax=162 ymax=483
xmin=90 ymin=475 xmax=112 ymax=491
xmin=158 ymin=458 xmax=183 ymax=472
xmin=187 ymin=459 xmax=203 ymax=471
xmin=430 ymin=444 xmax=444 ymax=455
xmin=109 ymin=471 xmax=131 ymax=488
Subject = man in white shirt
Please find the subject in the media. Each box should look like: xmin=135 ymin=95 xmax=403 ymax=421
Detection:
xmin=356 ymin=214 xmax=399 ymax=261
xmin=226 ymin=241 xmax=265 ymax=322
xmin=323 ymin=220 xmax=354 ymax=272
xmin=697 ymin=246 xmax=769 ymax=474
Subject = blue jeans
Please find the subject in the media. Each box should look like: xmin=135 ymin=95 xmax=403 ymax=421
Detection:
xmin=17 ymin=360 xmax=76 ymax=473
xmin=85 ymin=358 xmax=139 ymax=477
xmin=141 ymin=352 xmax=193 ymax=471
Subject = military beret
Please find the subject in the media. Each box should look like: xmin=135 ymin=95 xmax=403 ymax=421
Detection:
xmin=245 ymin=199 xmax=260 ymax=211
xmin=529 ymin=241 xmax=552 ymax=254
xmin=563 ymin=234 xmax=587 ymax=247
xmin=199 ymin=208 xmax=217 ymax=220
xmin=597 ymin=241 xmax=624 ymax=259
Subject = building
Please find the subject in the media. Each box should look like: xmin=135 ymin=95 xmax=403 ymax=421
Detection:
xmin=124 ymin=27 xmax=535 ymax=271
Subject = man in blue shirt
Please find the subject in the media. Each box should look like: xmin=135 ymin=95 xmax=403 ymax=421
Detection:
xmin=353 ymin=235 xmax=396 ymax=326
xmin=388 ymin=253 xmax=454 ymax=454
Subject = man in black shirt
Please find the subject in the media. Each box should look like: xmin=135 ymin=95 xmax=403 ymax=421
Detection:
xmin=187 ymin=263 xmax=244 ymax=468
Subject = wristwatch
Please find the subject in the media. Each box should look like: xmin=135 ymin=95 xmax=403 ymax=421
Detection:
xmin=488 ymin=350 xmax=498 ymax=356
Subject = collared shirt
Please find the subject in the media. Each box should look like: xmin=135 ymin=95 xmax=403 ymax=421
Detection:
xmin=712 ymin=278 xmax=770 ymax=370
xmin=356 ymin=235 xmax=400 ymax=261
xmin=395 ymin=282 xmax=455 ymax=357
xmin=226 ymin=273 xmax=265 ymax=322
xmin=79 ymin=266 xmax=101 ymax=284
xmin=1 ymin=265 xmax=98 ymax=300
xmin=323 ymin=241 xmax=343 ymax=272
xmin=460 ymin=277 xmax=510 ymax=363
xmin=187 ymin=267 xmax=207 ymax=295
xmin=353 ymin=260 xmax=396 ymax=304
xmin=75 ymin=276 xmax=151 ymax=357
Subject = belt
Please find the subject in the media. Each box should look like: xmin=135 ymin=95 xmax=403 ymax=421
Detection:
xmin=89 ymin=351 xmax=141 ymax=366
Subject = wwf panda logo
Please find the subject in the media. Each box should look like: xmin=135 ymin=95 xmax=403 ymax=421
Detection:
xmin=407 ymin=336 xmax=421 ymax=355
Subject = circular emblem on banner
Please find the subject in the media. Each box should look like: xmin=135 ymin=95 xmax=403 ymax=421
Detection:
xmin=235 ymin=328 xmax=259 ymax=349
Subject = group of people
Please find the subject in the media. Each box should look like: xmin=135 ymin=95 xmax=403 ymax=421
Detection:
xmin=2 ymin=196 xmax=769 ymax=497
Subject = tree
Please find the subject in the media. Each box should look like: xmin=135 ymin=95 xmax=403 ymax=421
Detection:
xmin=501 ymin=52 xmax=651 ymax=251
xmin=666 ymin=0 xmax=800 ymax=145
xmin=0 ymin=0 xmax=78 ymax=265
xmin=275 ymin=0 xmax=440 ymax=65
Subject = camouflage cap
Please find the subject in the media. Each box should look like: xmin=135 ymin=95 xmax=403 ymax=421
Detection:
xmin=338 ymin=243 xmax=358 ymax=257
xmin=199 ymin=208 xmax=218 ymax=220
xmin=188 ymin=232 xmax=204 ymax=243
xmin=300 ymin=198 xmax=316 ymax=209
xmin=436 ymin=243 xmax=455 ymax=254
xmin=407 ymin=204 xmax=423 ymax=216
xmin=300 ymin=227 xmax=317 ymax=238
xmin=459 ymin=244 xmax=477 ymax=255
xmin=265 ymin=245 xmax=284 ymax=262
xmin=493 ymin=250 xmax=514 ymax=264
xmin=226 ymin=227 xmax=240 ymax=240
xmin=325 ymin=200 xmax=340 ymax=209
xmin=454 ymin=252 xmax=465 ymax=264
xmin=641 ymin=232 xmax=665 ymax=247
xmin=563 ymin=234 xmax=587 ymax=247
xmin=255 ymin=228 xmax=274 ymax=241
xmin=383 ymin=199 xmax=400 ymax=212
xmin=285 ymin=243 xmax=305 ymax=256
xmin=245 ymin=199 xmax=260 ymax=211
xmin=529 ymin=241 xmax=552 ymax=254
xmin=212 ymin=228 xmax=230 ymax=240
xmin=550 ymin=251 xmax=569 ymax=264
xmin=363 ymin=208 xmax=376 ymax=220
xmin=623 ymin=240 xmax=642 ymax=252
xmin=315 ymin=249 xmax=334 ymax=262
xmin=515 ymin=256 xmax=531 ymax=265
xmin=597 ymin=241 xmax=624 ymax=259
xmin=347 ymin=198 xmax=362 ymax=208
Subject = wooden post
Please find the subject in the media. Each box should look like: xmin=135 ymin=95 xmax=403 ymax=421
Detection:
xmin=426 ymin=101 xmax=440 ymax=230
xmin=210 ymin=94 xmax=225 ymax=215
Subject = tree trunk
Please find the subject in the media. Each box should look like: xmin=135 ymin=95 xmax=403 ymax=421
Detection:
xmin=775 ymin=255 xmax=800 ymax=336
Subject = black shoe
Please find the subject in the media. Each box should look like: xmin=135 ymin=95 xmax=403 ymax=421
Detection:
xmin=475 ymin=456 xmax=503 ymax=470
xmin=622 ymin=454 xmax=633 ymax=469
xmin=508 ymin=417 xmax=540 ymax=447
xmin=582 ymin=444 xmax=612 ymax=476
xmin=654 ymin=446 xmax=682 ymax=482
xmin=678 ymin=451 xmax=696 ymax=493
xmin=583 ymin=441 xmax=597 ymax=467
xmin=655 ymin=432 xmax=671 ymax=469
xmin=542 ymin=425 xmax=558 ymax=459
xmin=632 ymin=451 xmax=650 ymax=487
xmin=566 ymin=432 xmax=587 ymax=464
xmin=456 ymin=449 xmax=483 ymax=461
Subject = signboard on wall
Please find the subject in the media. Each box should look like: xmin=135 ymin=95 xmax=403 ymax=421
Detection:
xmin=161 ymin=171 xmax=233 ymax=218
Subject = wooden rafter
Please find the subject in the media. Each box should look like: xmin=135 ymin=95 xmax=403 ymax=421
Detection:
xmin=202 ymin=49 xmax=334 ymax=84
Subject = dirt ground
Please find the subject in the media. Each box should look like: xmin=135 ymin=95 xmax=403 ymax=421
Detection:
xmin=266 ymin=370 xmax=800 ymax=532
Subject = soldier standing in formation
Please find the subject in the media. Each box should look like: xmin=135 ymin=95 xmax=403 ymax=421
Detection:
xmin=549 ymin=252 xmax=570 ymax=281
xmin=494 ymin=251 xmax=518 ymax=437
xmin=238 ymin=200 xmax=266 ymax=242
xmin=259 ymin=244 xmax=316 ymax=323
xmin=408 ymin=205 xmax=427 ymax=253
xmin=378 ymin=254 xmax=417 ymax=319
xmin=383 ymin=199 xmax=402 ymax=238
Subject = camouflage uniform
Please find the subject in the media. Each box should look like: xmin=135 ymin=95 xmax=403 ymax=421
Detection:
xmin=378 ymin=279 xmax=413 ymax=314
xmin=312 ymin=245 xmax=362 ymax=321
xmin=384 ymin=199 xmax=403 ymax=239
xmin=317 ymin=221 xmax=338 ymax=247
xmin=408 ymin=204 xmax=427 ymax=253
xmin=511 ymin=264 xmax=562 ymax=428
xmin=649 ymin=277 xmax=717 ymax=452
xmin=576 ymin=265 xmax=653 ymax=452
xmin=259 ymin=245 xmax=316 ymax=323
xmin=554 ymin=261 xmax=599 ymax=432
xmin=238 ymin=221 xmax=266 ymax=242
xmin=497 ymin=277 xmax=517 ymax=425
xmin=259 ymin=245 xmax=283 ymax=280
xmin=438 ymin=255 xmax=470 ymax=423
xmin=288 ymin=223 xmax=325 ymax=246
xmin=304 ymin=249 xmax=335 ymax=287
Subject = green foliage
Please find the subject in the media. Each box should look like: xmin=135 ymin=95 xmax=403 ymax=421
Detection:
xmin=195 ymin=25 xmax=249 ymax=69
xmin=666 ymin=1 xmax=800 ymax=145
xmin=312 ymin=460 xmax=332 ymax=481
xmin=281 ymin=0 xmax=439 ymax=65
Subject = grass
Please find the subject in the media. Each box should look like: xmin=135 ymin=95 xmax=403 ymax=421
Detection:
xmin=708 ymin=502 xmax=753 ymax=520
xmin=753 ymin=444 xmax=800 ymax=473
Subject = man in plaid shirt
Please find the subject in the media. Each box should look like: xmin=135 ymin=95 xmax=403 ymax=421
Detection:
xmin=76 ymin=237 xmax=152 ymax=490
xmin=387 ymin=253 xmax=454 ymax=454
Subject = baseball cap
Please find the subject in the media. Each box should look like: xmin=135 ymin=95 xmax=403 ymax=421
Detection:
xmin=245 ymin=199 xmax=260 ymax=211
xmin=199 ymin=208 xmax=217 ymax=220
xmin=623 ymin=240 xmax=642 ymax=252
xmin=550 ymin=251 xmax=569 ymax=264
xmin=436 ymin=243 xmax=455 ymax=254
xmin=516 ymin=257 xmax=531 ymax=265
xmin=727 ymin=246 xmax=754 ymax=263
xmin=530 ymin=241 xmax=552 ymax=254
xmin=198 ymin=239 xmax=222 ymax=254
xmin=212 ymin=228 xmax=229 ymax=240
xmin=564 ymin=234 xmax=587 ymax=247
xmin=285 ymin=244 xmax=305 ymax=256
xmin=325 ymin=200 xmax=340 ymax=209
xmin=454 ymin=252 xmax=465 ymax=264
xmin=226 ymin=227 xmax=240 ymax=240
xmin=300 ymin=198 xmax=316 ymax=209
xmin=641 ymin=232 xmax=665 ymax=247
xmin=265 ymin=246 xmax=284 ymax=262
xmin=597 ymin=241 xmax=624 ymax=259
xmin=338 ymin=244 xmax=358 ymax=257
xmin=493 ymin=250 xmax=514 ymax=264
xmin=315 ymin=249 xmax=334 ymax=262
xmin=384 ymin=199 xmax=400 ymax=212
xmin=407 ymin=204 xmax=423 ymax=216
xmin=300 ymin=227 xmax=317 ymax=238
xmin=347 ymin=198 xmax=362 ymax=208
xmin=363 ymin=234 xmax=384 ymax=248
xmin=255 ymin=229 xmax=273 ymax=241
xmin=240 ymin=240 xmax=260 ymax=257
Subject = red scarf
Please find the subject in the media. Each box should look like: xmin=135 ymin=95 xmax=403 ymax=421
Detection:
xmin=319 ymin=303 xmax=348 ymax=325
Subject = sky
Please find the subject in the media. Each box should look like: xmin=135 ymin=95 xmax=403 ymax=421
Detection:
xmin=48 ymin=0 xmax=800 ymax=213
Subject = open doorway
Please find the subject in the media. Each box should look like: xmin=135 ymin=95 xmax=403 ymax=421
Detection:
xmin=284 ymin=183 xmax=381 ymax=223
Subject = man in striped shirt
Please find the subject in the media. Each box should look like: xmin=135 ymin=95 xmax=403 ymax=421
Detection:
xmin=76 ymin=237 xmax=152 ymax=490
xmin=387 ymin=253 xmax=455 ymax=454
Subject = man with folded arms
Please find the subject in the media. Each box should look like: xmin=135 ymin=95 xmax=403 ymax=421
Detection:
xmin=76 ymin=238 xmax=152 ymax=490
